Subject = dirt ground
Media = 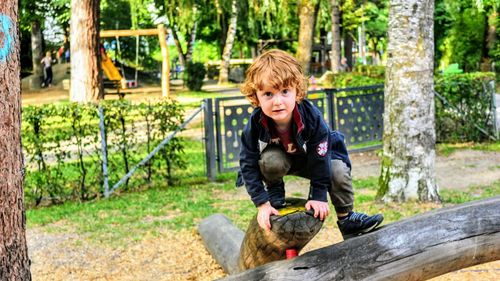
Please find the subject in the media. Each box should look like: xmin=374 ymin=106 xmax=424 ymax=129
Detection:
xmin=27 ymin=148 xmax=500 ymax=281
xmin=24 ymin=84 xmax=500 ymax=280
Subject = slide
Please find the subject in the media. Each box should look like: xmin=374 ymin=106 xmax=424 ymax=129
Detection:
xmin=101 ymin=52 xmax=123 ymax=82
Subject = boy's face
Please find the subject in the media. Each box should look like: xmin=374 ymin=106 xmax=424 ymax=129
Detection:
xmin=256 ymin=78 xmax=297 ymax=128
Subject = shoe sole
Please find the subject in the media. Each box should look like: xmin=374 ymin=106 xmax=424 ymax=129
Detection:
xmin=343 ymin=220 xmax=383 ymax=240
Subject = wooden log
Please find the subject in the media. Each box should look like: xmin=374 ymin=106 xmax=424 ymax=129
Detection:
xmin=220 ymin=196 xmax=500 ymax=281
xmin=239 ymin=198 xmax=323 ymax=271
xmin=198 ymin=214 xmax=245 ymax=275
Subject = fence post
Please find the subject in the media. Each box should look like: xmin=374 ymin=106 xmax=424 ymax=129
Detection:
xmin=491 ymin=81 xmax=499 ymax=139
xmin=98 ymin=105 xmax=110 ymax=198
xmin=204 ymin=98 xmax=217 ymax=181
xmin=326 ymin=88 xmax=337 ymax=130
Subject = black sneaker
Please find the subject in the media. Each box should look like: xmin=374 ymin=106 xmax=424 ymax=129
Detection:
xmin=337 ymin=212 xmax=384 ymax=240
xmin=270 ymin=199 xmax=286 ymax=209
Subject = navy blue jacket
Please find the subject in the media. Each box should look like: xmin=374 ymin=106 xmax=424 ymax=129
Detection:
xmin=238 ymin=99 xmax=351 ymax=207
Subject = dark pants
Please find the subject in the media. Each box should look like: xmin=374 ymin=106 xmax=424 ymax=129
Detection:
xmin=258 ymin=146 xmax=354 ymax=213
xmin=43 ymin=66 xmax=53 ymax=86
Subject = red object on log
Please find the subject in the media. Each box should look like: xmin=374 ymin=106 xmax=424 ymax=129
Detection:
xmin=286 ymin=249 xmax=298 ymax=259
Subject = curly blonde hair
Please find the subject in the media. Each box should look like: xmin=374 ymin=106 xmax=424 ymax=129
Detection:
xmin=241 ymin=49 xmax=308 ymax=107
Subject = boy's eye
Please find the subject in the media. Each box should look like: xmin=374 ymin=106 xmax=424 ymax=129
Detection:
xmin=263 ymin=92 xmax=273 ymax=97
xmin=282 ymin=89 xmax=289 ymax=94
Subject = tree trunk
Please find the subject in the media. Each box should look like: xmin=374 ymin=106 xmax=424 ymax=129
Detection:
xmin=297 ymin=0 xmax=318 ymax=75
xmin=218 ymin=0 xmax=238 ymax=84
xmin=171 ymin=28 xmax=186 ymax=68
xmin=330 ymin=0 xmax=341 ymax=73
xmin=29 ymin=20 xmax=43 ymax=89
xmin=0 ymin=2 xmax=32 ymax=279
xmin=185 ymin=21 xmax=197 ymax=64
xmin=70 ymin=0 xmax=102 ymax=102
xmin=344 ymin=32 xmax=353 ymax=69
xmin=358 ymin=21 xmax=366 ymax=65
xmin=378 ymin=0 xmax=439 ymax=202
xmin=220 ymin=196 xmax=500 ymax=281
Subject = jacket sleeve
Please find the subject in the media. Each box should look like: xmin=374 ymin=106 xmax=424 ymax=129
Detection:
xmin=306 ymin=110 xmax=332 ymax=202
xmin=239 ymin=115 xmax=269 ymax=207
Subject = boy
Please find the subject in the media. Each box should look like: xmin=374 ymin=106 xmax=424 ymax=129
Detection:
xmin=237 ymin=49 xmax=383 ymax=239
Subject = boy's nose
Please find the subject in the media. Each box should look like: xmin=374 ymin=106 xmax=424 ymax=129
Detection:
xmin=273 ymin=95 xmax=283 ymax=105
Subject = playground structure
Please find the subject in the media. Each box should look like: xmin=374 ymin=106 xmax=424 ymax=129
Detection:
xmin=198 ymin=196 xmax=500 ymax=280
xmin=100 ymin=25 xmax=170 ymax=97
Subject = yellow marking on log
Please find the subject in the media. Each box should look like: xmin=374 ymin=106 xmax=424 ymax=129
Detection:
xmin=278 ymin=206 xmax=307 ymax=216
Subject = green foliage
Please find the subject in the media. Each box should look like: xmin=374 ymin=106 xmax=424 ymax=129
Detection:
xmin=434 ymin=72 xmax=497 ymax=142
xmin=22 ymin=99 xmax=185 ymax=206
xmin=435 ymin=0 xmax=499 ymax=72
xmin=442 ymin=63 xmax=464 ymax=74
xmin=191 ymin=41 xmax=220 ymax=63
xmin=352 ymin=65 xmax=386 ymax=78
xmin=184 ymin=62 xmax=207 ymax=91
xmin=319 ymin=72 xmax=384 ymax=89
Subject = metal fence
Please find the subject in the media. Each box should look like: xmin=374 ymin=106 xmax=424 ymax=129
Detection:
xmin=203 ymin=85 xmax=385 ymax=179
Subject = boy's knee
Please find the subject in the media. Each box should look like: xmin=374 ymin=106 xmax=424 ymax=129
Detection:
xmin=331 ymin=159 xmax=352 ymax=186
xmin=259 ymin=147 xmax=291 ymax=179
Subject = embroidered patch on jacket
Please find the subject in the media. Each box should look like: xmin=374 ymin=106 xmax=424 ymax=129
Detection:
xmin=316 ymin=140 xmax=328 ymax=156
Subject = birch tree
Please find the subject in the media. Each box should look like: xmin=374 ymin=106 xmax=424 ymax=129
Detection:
xmin=0 ymin=1 xmax=32 ymax=279
xmin=378 ymin=0 xmax=440 ymax=202
xmin=70 ymin=0 xmax=102 ymax=102
xmin=218 ymin=0 xmax=238 ymax=84
xmin=330 ymin=0 xmax=341 ymax=73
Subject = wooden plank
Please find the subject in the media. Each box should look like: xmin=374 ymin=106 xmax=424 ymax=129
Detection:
xmin=198 ymin=214 xmax=245 ymax=275
xmin=218 ymin=196 xmax=500 ymax=280
xmin=157 ymin=24 xmax=170 ymax=98
xmin=100 ymin=29 xmax=159 ymax=38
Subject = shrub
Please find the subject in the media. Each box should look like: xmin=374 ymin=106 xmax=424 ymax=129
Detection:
xmin=22 ymin=99 xmax=185 ymax=206
xmin=434 ymin=72 xmax=497 ymax=142
xmin=184 ymin=62 xmax=207 ymax=91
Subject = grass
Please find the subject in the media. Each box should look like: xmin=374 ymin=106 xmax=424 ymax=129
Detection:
xmin=437 ymin=140 xmax=500 ymax=156
xmin=27 ymin=151 xmax=500 ymax=248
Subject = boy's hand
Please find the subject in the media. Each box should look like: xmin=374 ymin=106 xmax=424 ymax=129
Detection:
xmin=305 ymin=200 xmax=330 ymax=221
xmin=257 ymin=202 xmax=279 ymax=231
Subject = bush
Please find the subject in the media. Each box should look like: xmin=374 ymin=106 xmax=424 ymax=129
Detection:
xmin=184 ymin=62 xmax=207 ymax=91
xmin=22 ymin=99 xmax=185 ymax=206
xmin=434 ymin=72 xmax=497 ymax=142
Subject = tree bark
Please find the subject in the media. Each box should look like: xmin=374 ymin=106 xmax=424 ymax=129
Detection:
xmin=218 ymin=0 xmax=238 ymax=84
xmin=185 ymin=21 xmax=197 ymax=64
xmin=358 ymin=21 xmax=366 ymax=65
xmin=70 ymin=0 xmax=103 ymax=102
xmin=330 ymin=0 xmax=341 ymax=73
xmin=344 ymin=32 xmax=353 ymax=69
xmin=0 ymin=2 xmax=32 ymax=279
xmin=29 ymin=20 xmax=43 ymax=89
xmin=220 ymin=196 xmax=500 ymax=281
xmin=297 ymin=0 xmax=319 ymax=75
xmin=171 ymin=28 xmax=186 ymax=68
xmin=378 ymin=0 xmax=439 ymax=202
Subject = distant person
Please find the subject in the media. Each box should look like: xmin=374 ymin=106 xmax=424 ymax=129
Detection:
xmin=64 ymin=48 xmax=70 ymax=63
xmin=57 ymin=46 xmax=64 ymax=64
xmin=41 ymin=51 xmax=53 ymax=88
xmin=339 ymin=57 xmax=350 ymax=72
